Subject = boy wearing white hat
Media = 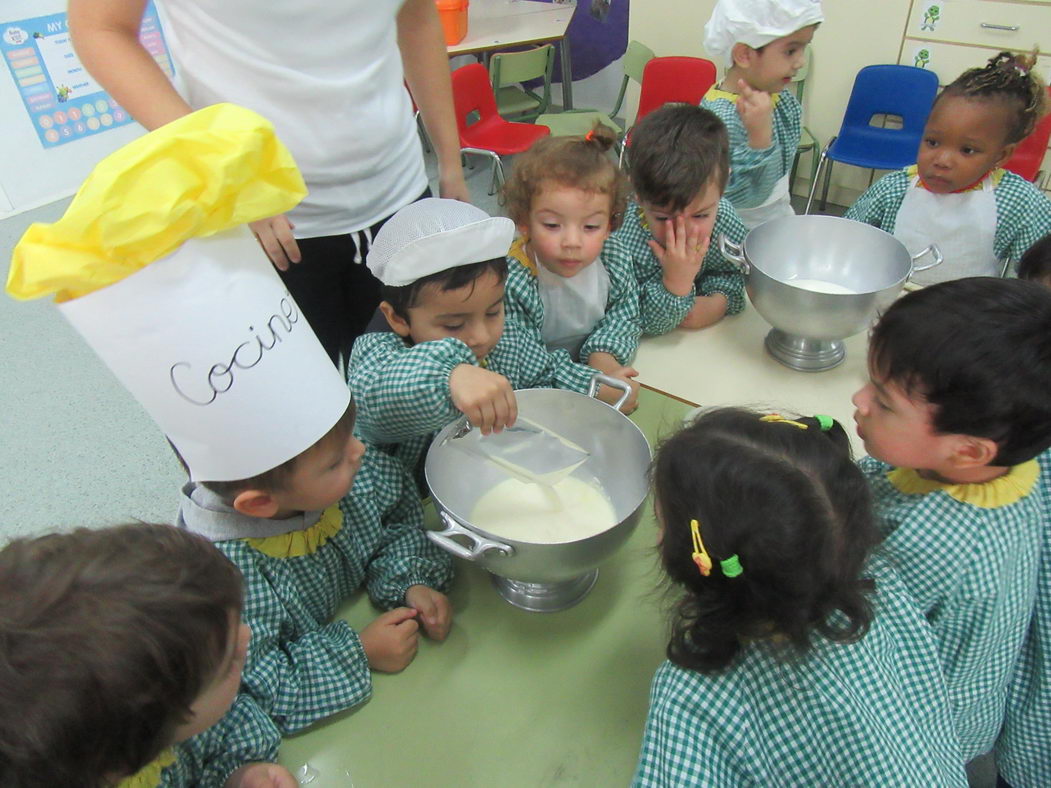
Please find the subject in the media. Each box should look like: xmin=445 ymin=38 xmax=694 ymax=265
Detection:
xmin=701 ymin=0 xmax=823 ymax=229
xmin=348 ymin=198 xmax=621 ymax=477
xmin=8 ymin=105 xmax=454 ymax=756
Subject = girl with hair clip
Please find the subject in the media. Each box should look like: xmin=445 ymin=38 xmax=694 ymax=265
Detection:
xmin=633 ymin=408 xmax=968 ymax=787
xmin=845 ymin=50 xmax=1051 ymax=285
xmin=500 ymin=124 xmax=642 ymax=412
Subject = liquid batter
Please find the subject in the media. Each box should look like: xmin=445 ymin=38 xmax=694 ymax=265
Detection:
xmin=470 ymin=476 xmax=617 ymax=544
xmin=787 ymin=278 xmax=858 ymax=295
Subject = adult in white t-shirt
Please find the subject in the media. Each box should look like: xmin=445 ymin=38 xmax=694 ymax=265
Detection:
xmin=70 ymin=0 xmax=469 ymax=366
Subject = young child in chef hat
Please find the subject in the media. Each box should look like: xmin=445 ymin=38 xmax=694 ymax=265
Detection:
xmin=845 ymin=51 xmax=1051 ymax=285
xmin=612 ymin=103 xmax=748 ymax=333
xmin=0 ymin=523 xmax=296 ymax=788
xmin=700 ymin=0 xmax=823 ymax=230
xmin=634 ymin=407 xmax=968 ymax=786
xmin=7 ymin=105 xmax=453 ymax=745
xmin=851 ymin=277 xmax=1051 ymax=763
xmin=348 ymin=197 xmax=623 ymax=479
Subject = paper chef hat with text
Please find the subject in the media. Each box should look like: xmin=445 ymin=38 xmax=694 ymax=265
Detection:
xmin=6 ymin=104 xmax=351 ymax=482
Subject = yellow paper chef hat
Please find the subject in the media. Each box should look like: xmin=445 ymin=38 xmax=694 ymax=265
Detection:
xmin=5 ymin=104 xmax=351 ymax=482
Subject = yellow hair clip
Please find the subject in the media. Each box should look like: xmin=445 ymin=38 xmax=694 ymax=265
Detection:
xmin=689 ymin=519 xmax=744 ymax=578
xmin=760 ymin=413 xmax=809 ymax=430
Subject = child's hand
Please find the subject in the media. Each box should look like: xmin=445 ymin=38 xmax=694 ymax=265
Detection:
xmin=587 ymin=352 xmax=641 ymax=414
xmin=679 ymin=293 xmax=728 ymax=330
xmin=405 ymin=584 xmax=453 ymax=641
xmin=449 ymin=364 xmax=518 ymax=435
xmin=736 ymin=80 xmax=773 ymax=150
xmin=647 ymin=216 xmax=710 ymax=297
xmin=224 ymin=762 xmax=298 ymax=788
xmin=360 ymin=607 xmax=419 ymax=673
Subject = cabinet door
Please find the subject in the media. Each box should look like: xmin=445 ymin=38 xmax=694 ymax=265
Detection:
xmin=900 ymin=41 xmax=1051 ymax=84
xmin=907 ymin=1 xmax=1051 ymax=53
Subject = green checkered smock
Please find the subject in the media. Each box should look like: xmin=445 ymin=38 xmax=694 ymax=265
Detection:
xmin=633 ymin=558 xmax=968 ymax=787
xmin=700 ymin=87 xmax=801 ymax=211
xmin=147 ymin=695 xmax=281 ymax=787
xmin=504 ymin=235 xmax=641 ymax=365
xmin=348 ymin=317 xmax=597 ymax=474
xmin=215 ymin=450 xmax=453 ymax=735
xmin=859 ymin=456 xmax=1042 ymax=760
xmin=844 ymin=168 xmax=1051 ymax=271
xmin=611 ymin=200 xmax=747 ymax=336
xmin=995 ymin=447 xmax=1051 ymax=788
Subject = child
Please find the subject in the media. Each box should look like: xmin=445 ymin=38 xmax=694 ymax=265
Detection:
xmin=612 ymin=104 xmax=748 ymax=334
xmin=634 ymin=408 xmax=968 ymax=787
xmin=845 ymin=52 xmax=1051 ymax=285
xmin=349 ymin=198 xmax=623 ymax=474
xmin=852 ymin=277 xmax=1051 ymax=761
xmin=6 ymin=105 xmax=454 ymax=738
xmin=701 ymin=0 xmax=823 ymax=229
xmin=0 ymin=523 xmax=296 ymax=788
xmin=501 ymin=124 xmax=641 ymax=410
xmin=995 ymin=254 xmax=1051 ymax=788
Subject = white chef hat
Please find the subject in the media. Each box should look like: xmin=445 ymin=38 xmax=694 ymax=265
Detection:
xmin=367 ymin=198 xmax=515 ymax=287
xmin=704 ymin=0 xmax=824 ymax=67
xmin=7 ymin=104 xmax=350 ymax=482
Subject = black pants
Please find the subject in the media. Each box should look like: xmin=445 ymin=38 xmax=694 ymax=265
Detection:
xmin=279 ymin=188 xmax=431 ymax=368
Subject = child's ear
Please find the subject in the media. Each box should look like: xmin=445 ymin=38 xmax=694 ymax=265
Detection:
xmin=731 ymin=42 xmax=757 ymax=70
xmin=993 ymin=142 xmax=1018 ymax=170
xmin=950 ymin=435 xmax=1000 ymax=469
xmin=379 ymin=300 xmax=412 ymax=339
xmin=232 ymin=489 xmax=280 ymax=519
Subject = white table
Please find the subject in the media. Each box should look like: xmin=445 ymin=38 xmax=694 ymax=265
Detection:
xmin=633 ymin=304 xmax=871 ymax=455
xmin=448 ymin=0 xmax=575 ymax=108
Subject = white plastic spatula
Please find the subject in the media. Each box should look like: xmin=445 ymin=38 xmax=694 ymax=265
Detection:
xmin=447 ymin=415 xmax=590 ymax=485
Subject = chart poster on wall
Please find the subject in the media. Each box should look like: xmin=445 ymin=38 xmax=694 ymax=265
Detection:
xmin=1 ymin=2 xmax=173 ymax=149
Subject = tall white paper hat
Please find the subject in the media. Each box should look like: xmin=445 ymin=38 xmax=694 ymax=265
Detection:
xmin=704 ymin=0 xmax=823 ymax=67
xmin=7 ymin=104 xmax=350 ymax=482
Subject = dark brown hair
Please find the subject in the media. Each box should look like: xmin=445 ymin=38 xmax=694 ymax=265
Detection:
xmin=652 ymin=408 xmax=877 ymax=673
xmin=380 ymin=257 xmax=509 ymax=323
xmin=195 ymin=399 xmax=356 ymax=497
xmin=938 ymin=50 xmax=1048 ymax=143
xmin=501 ymin=122 xmax=629 ymax=230
xmin=1018 ymin=233 xmax=1051 ymax=284
xmin=0 ymin=523 xmax=243 ymax=787
xmin=628 ymin=104 xmax=730 ymax=211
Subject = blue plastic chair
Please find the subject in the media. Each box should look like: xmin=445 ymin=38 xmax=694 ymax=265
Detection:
xmin=804 ymin=65 xmax=940 ymax=214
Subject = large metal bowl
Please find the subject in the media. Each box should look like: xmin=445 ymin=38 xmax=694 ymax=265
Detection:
xmin=721 ymin=215 xmax=941 ymax=370
xmin=424 ymin=378 xmax=651 ymax=612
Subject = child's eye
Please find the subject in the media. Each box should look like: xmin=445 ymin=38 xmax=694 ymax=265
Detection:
xmin=962 ymin=147 xmax=976 ymax=155
xmin=654 ymin=216 xmax=669 ymax=223
xmin=692 ymin=213 xmax=710 ymax=220
xmin=485 ymin=309 xmax=501 ymax=318
xmin=924 ymin=138 xmax=937 ymax=148
xmin=542 ymin=222 xmax=559 ymax=230
xmin=585 ymin=224 xmax=602 ymax=231
xmin=443 ymin=323 xmax=465 ymax=331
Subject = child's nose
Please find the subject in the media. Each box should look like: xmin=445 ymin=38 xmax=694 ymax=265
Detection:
xmin=850 ymin=387 xmax=867 ymax=412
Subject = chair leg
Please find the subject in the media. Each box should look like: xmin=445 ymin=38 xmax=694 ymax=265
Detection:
xmin=819 ymin=156 xmax=834 ymax=213
xmin=488 ymin=154 xmax=505 ymax=196
xmin=804 ymin=147 xmax=829 ymax=215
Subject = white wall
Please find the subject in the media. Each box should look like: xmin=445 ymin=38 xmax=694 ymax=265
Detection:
xmin=627 ymin=0 xmax=915 ymax=205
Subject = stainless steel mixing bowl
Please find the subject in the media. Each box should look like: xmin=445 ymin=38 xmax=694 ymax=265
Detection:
xmin=424 ymin=377 xmax=652 ymax=612
xmin=720 ymin=215 xmax=941 ymax=371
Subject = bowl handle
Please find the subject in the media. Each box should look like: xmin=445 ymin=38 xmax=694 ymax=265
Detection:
xmin=587 ymin=373 xmax=631 ymax=411
xmin=909 ymin=244 xmax=943 ymax=274
xmin=426 ymin=511 xmax=514 ymax=562
xmin=718 ymin=234 xmax=749 ymax=274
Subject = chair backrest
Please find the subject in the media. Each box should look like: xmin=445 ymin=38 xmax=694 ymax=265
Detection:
xmin=1003 ymin=86 xmax=1051 ymax=181
xmin=451 ymin=63 xmax=500 ymax=135
xmin=635 ymin=56 xmax=718 ymax=123
xmin=609 ymin=40 xmax=656 ymax=119
xmin=490 ymin=44 xmax=554 ymax=89
xmin=839 ymin=64 xmax=939 ymax=138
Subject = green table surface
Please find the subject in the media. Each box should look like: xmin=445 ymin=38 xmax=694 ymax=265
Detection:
xmin=278 ymin=386 xmax=694 ymax=787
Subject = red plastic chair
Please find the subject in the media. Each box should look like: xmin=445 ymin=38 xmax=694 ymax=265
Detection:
xmin=621 ymin=56 xmax=718 ymax=165
xmin=1003 ymin=86 xmax=1051 ymax=182
xmin=451 ymin=63 xmax=550 ymax=194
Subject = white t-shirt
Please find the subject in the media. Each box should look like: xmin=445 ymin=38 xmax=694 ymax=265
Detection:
xmin=159 ymin=0 xmax=428 ymax=238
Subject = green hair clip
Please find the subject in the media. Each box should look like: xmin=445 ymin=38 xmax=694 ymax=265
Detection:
xmin=720 ymin=554 xmax=744 ymax=578
xmin=814 ymin=414 xmax=834 ymax=432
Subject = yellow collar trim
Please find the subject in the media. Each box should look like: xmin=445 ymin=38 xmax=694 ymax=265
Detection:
xmin=907 ymin=165 xmax=1004 ymax=192
xmin=508 ymin=236 xmax=537 ymax=275
xmin=245 ymin=504 xmax=343 ymax=558
xmin=116 ymin=749 xmax=176 ymax=788
xmin=887 ymin=459 xmax=1038 ymax=508
xmin=704 ymin=85 xmax=782 ymax=106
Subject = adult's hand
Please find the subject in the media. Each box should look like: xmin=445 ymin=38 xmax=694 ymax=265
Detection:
xmin=249 ymin=215 xmax=301 ymax=271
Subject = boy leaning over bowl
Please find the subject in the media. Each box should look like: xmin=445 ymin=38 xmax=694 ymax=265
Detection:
xmin=7 ymin=104 xmax=454 ymax=742
xmin=348 ymin=198 xmax=634 ymax=483
xmin=612 ymin=104 xmax=748 ymax=334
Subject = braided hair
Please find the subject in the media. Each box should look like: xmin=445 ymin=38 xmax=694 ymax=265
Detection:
xmin=939 ymin=50 xmax=1048 ymax=143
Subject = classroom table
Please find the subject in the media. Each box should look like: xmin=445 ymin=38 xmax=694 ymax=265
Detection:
xmin=448 ymin=0 xmax=576 ymax=109
xmin=633 ymin=303 xmax=871 ymax=456
xmin=278 ymin=385 xmax=691 ymax=787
